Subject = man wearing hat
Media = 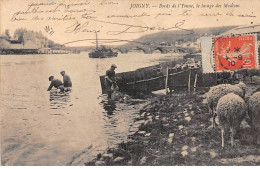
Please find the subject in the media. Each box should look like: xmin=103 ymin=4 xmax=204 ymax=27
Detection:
xmin=47 ymin=76 xmax=64 ymax=92
xmin=60 ymin=70 xmax=72 ymax=87
xmin=105 ymin=64 xmax=117 ymax=99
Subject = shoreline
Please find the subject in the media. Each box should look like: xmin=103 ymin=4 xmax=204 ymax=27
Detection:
xmin=67 ymin=96 xmax=151 ymax=166
xmin=85 ymin=87 xmax=260 ymax=166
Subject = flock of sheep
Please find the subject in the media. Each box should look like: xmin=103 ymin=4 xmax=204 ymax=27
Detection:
xmin=206 ymin=82 xmax=260 ymax=148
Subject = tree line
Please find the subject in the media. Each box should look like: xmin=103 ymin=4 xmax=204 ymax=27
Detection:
xmin=0 ymin=28 xmax=63 ymax=49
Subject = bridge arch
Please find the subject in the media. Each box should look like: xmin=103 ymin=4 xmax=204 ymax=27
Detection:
xmin=152 ymin=47 xmax=164 ymax=54
xmin=175 ymin=48 xmax=186 ymax=53
xmin=128 ymin=46 xmax=153 ymax=54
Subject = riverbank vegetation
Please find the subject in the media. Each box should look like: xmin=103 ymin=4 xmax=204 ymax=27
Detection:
xmin=86 ymin=84 xmax=260 ymax=166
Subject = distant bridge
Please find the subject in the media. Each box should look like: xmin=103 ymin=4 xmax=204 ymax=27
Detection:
xmin=114 ymin=45 xmax=190 ymax=54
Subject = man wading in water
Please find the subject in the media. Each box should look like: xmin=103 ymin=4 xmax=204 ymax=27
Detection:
xmin=47 ymin=76 xmax=64 ymax=92
xmin=60 ymin=70 xmax=72 ymax=88
xmin=105 ymin=64 xmax=117 ymax=99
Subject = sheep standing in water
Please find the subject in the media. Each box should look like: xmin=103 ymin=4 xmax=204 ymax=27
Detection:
xmin=206 ymin=82 xmax=246 ymax=128
xmin=248 ymin=92 xmax=260 ymax=144
xmin=216 ymin=93 xmax=246 ymax=148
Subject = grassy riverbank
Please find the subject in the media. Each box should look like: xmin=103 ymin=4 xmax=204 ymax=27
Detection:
xmin=85 ymin=87 xmax=260 ymax=166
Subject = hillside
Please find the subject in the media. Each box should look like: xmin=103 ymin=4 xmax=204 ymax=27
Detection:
xmin=119 ymin=26 xmax=238 ymax=47
xmin=0 ymin=28 xmax=64 ymax=49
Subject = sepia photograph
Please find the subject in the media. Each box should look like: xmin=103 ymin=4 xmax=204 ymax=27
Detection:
xmin=0 ymin=0 xmax=260 ymax=166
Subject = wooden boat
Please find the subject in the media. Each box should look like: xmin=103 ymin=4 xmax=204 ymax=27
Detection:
xmin=89 ymin=32 xmax=118 ymax=58
xmin=99 ymin=60 xmax=207 ymax=95
xmin=89 ymin=48 xmax=118 ymax=58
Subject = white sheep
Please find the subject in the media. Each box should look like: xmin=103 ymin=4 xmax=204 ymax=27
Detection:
xmin=216 ymin=93 xmax=246 ymax=148
xmin=236 ymin=82 xmax=247 ymax=97
xmin=248 ymin=92 xmax=260 ymax=144
xmin=206 ymin=82 xmax=245 ymax=128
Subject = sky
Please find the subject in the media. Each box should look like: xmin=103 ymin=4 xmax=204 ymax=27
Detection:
xmin=1 ymin=0 xmax=260 ymax=47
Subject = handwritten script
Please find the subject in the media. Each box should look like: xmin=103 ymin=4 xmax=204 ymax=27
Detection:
xmin=8 ymin=0 xmax=256 ymax=36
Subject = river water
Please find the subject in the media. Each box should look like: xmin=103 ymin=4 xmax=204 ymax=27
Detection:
xmin=0 ymin=52 xmax=183 ymax=165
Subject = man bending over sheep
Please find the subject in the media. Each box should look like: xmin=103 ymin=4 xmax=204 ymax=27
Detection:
xmin=47 ymin=76 xmax=64 ymax=92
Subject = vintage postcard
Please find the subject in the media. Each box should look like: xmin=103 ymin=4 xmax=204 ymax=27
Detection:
xmin=1 ymin=0 xmax=260 ymax=166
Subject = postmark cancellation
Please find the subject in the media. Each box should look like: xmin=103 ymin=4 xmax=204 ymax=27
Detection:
xmin=201 ymin=34 xmax=259 ymax=73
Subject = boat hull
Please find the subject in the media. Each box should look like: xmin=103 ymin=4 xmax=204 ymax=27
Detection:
xmin=88 ymin=51 xmax=118 ymax=58
xmin=99 ymin=60 xmax=205 ymax=95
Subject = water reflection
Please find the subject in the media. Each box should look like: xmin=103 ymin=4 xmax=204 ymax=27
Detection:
xmin=49 ymin=90 xmax=72 ymax=109
xmin=102 ymin=99 xmax=116 ymax=116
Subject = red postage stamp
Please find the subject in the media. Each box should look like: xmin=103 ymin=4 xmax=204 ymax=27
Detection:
xmin=213 ymin=34 xmax=258 ymax=71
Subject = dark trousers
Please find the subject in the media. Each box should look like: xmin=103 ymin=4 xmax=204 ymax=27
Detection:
xmin=106 ymin=83 xmax=112 ymax=99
